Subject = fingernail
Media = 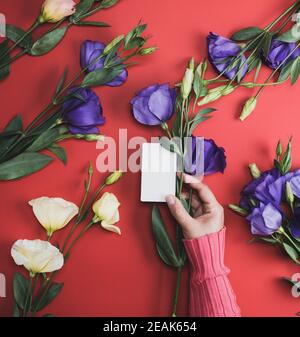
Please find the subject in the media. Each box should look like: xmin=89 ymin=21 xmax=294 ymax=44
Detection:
xmin=166 ymin=195 xmax=176 ymax=205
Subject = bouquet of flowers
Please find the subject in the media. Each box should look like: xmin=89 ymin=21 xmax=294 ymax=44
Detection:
xmin=0 ymin=23 xmax=155 ymax=180
xmin=186 ymin=0 xmax=300 ymax=121
xmin=0 ymin=0 xmax=120 ymax=80
xmin=10 ymin=165 xmax=122 ymax=317
xmin=229 ymin=140 xmax=300 ymax=265
xmin=131 ymin=59 xmax=227 ymax=316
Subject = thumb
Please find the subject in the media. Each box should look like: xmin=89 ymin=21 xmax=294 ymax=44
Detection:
xmin=165 ymin=195 xmax=193 ymax=229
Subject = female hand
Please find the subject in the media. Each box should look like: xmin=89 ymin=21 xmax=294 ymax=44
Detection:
xmin=165 ymin=173 xmax=224 ymax=240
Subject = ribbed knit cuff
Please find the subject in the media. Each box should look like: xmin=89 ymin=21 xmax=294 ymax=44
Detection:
xmin=183 ymin=228 xmax=229 ymax=282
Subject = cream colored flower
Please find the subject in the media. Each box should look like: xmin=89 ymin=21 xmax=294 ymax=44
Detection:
xmin=93 ymin=192 xmax=121 ymax=235
xmin=39 ymin=0 xmax=76 ymax=23
xmin=11 ymin=239 xmax=64 ymax=275
xmin=29 ymin=197 xmax=79 ymax=237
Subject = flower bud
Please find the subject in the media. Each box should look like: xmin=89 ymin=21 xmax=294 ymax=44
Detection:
xmin=139 ymin=47 xmax=157 ymax=55
xmin=249 ymin=163 xmax=261 ymax=179
xmin=103 ymin=35 xmax=125 ymax=55
xmin=198 ymin=85 xmax=235 ymax=106
xmin=286 ymin=182 xmax=294 ymax=209
xmin=105 ymin=171 xmax=123 ymax=186
xmin=276 ymin=141 xmax=282 ymax=158
xmin=240 ymin=97 xmax=257 ymax=121
xmin=39 ymin=0 xmax=76 ymax=23
xmin=78 ymin=134 xmax=105 ymax=142
xmin=188 ymin=58 xmax=195 ymax=71
xmin=181 ymin=68 xmax=194 ymax=100
xmin=228 ymin=204 xmax=248 ymax=216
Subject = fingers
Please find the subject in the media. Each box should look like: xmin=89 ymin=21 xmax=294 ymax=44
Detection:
xmin=165 ymin=195 xmax=194 ymax=230
xmin=180 ymin=173 xmax=218 ymax=206
xmin=180 ymin=192 xmax=202 ymax=211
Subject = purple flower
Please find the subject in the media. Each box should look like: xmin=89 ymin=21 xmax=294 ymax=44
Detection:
xmin=265 ymin=39 xmax=300 ymax=70
xmin=131 ymin=84 xmax=176 ymax=125
xmin=290 ymin=207 xmax=300 ymax=239
xmin=184 ymin=137 xmax=227 ymax=176
xmin=247 ymin=203 xmax=282 ymax=236
xmin=80 ymin=40 xmax=128 ymax=87
xmin=203 ymin=139 xmax=226 ymax=175
xmin=240 ymin=169 xmax=280 ymax=210
xmin=207 ymin=32 xmax=248 ymax=80
xmin=62 ymin=87 xmax=105 ymax=134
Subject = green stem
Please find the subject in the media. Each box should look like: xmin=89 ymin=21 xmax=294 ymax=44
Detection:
xmin=171 ymin=265 xmax=183 ymax=317
xmin=23 ymin=276 xmax=33 ymax=317
xmin=282 ymin=230 xmax=300 ymax=252
xmin=0 ymin=49 xmax=27 ymax=70
xmin=254 ymin=41 xmax=300 ymax=99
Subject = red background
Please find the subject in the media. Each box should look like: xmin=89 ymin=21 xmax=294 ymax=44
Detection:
xmin=1 ymin=0 xmax=300 ymax=317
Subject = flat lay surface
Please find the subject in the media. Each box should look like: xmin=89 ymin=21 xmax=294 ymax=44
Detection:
xmin=1 ymin=0 xmax=300 ymax=317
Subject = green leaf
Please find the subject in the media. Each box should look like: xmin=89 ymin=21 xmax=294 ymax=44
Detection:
xmin=0 ymin=40 xmax=10 ymax=80
xmin=250 ymin=237 xmax=277 ymax=244
xmin=97 ymin=0 xmax=119 ymax=8
xmin=124 ymin=37 xmax=145 ymax=50
xmin=262 ymin=32 xmax=273 ymax=58
xmin=159 ymin=137 xmax=181 ymax=156
xmin=278 ymin=59 xmax=294 ymax=82
xmin=0 ymin=152 xmax=53 ymax=180
xmin=0 ymin=116 xmax=23 ymax=157
xmin=81 ymin=65 xmax=124 ymax=87
xmin=278 ymin=24 xmax=300 ymax=43
xmin=291 ymin=57 xmax=300 ymax=85
xmin=5 ymin=115 xmax=23 ymax=132
xmin=254 ymin=59 xmax=262 ymax=82
xmin=282 ymin=242 xmax=300 ymax=264
xmin=6 ymin=24 xmax=33 ymax=50
xmin=13 ymin=273 xmax=29 ymax=309
xmin=231 ymin=27 xmax=264 ymax=41
xmin=281 ymin=139 xmax=292 ymax=174
xmin=71 ymin=0 xmax=95 ymax=22
xmin=124 ymin=23 xmax=147 ymax=49
xmin=152 ymin=205 xmax=180 ymax=267
xmin=25 ymin=126 xmax=68 ymax=152
xmin=193 ymin=68 xmax=203 ymax=98
xmin=189 ymin=108 xmax=216 ymax=134
xmin=13 ymin=303 xmax=20 ymax=317
xmin=75 ymin=21 xmax=110 ymax=27
xmin=47 ymin=144 xmax=67 ymax=165
xmin=31 ymin=27 xmax=68 ymax=56
xmin=55 ymin=68 xmax=68 ymax=97
xmin=33 ymin=282 xmax=63 ymax=312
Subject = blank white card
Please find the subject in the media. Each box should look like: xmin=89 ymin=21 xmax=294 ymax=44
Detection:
xmin=141 ymin=143 xmax=177 ymax=202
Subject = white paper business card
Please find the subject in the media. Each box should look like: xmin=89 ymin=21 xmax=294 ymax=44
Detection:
xmin=141 ymin=143 xmax=177 ymax=202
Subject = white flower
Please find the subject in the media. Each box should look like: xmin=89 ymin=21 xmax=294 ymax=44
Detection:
xmin=11 ymin=240 xmax=64 ymax=275
xmin=93 ymin=192 xmax=121 ymax=235
xmin=29 ymin=197 xmax=79 ymax=237
xmin=39 ymin=0 xmax=76 ymax=23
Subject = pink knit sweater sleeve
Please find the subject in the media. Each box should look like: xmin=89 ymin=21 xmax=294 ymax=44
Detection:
xmin=183 ymin=228 xmax=241 ymax=317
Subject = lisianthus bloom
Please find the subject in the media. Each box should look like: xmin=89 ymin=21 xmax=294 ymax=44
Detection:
xmin=11 ymin=240 xmax=64 ymax=275
xmin=207 ymin=32 xmax=248 ymax=80
xmin=240 ymin=169 xmax=281 ymax=210
xmin=62 ymin=86 xmax=105 ymax=134
xmin=247 ymin=203 xmax=282 ymax=236
xmin=290 ymin=207 xmax=300 ymax=238
xmin=265 ymin=39 xmax=300 ymax=69
xmin=39 ymin=0 xmax=76 ymax=23
xmin=29 ymin=197 xmax=78 ymax=237
xmin=93 ymin=192 xmax=121 ymax=235
xmin=80 ymin=40 xmax=128 ymax=87
xmin=184 ymin=137 xmax=226 ymax=176
xmin=131 ymin=84 xmax=176 ymax=125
